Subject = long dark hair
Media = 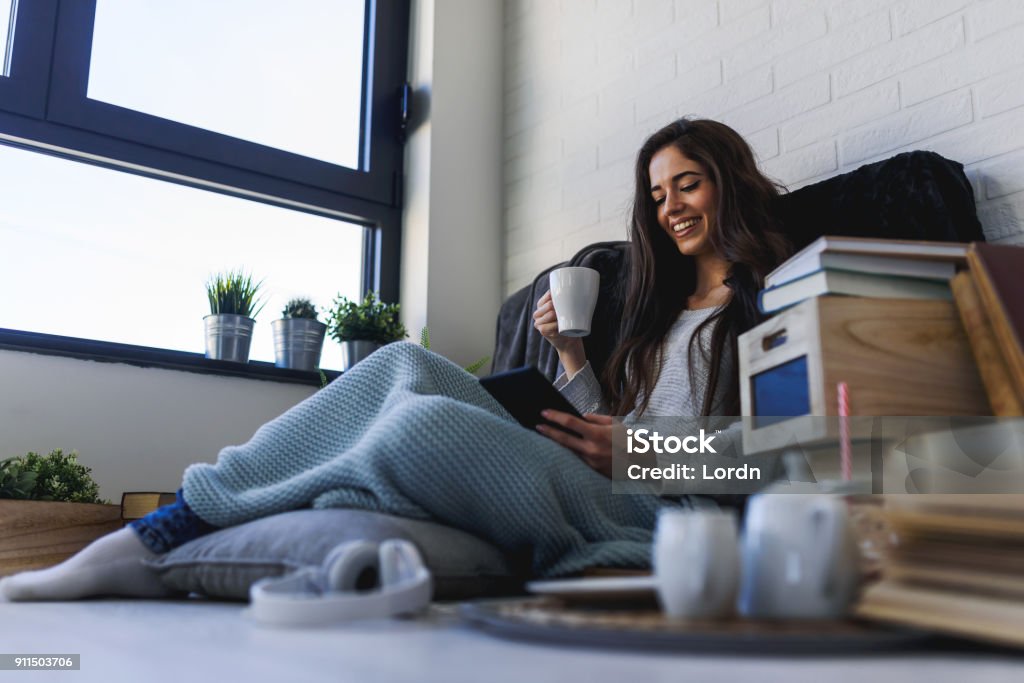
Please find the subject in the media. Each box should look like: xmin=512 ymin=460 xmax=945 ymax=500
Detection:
xmin=603 ymin=118 xmax=791 ymax=417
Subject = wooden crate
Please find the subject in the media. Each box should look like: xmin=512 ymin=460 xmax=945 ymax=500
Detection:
xmin=738 ymin=296 xmax=989 ymax=454
xmin=0 ymin=500 xmax=122 ymax=577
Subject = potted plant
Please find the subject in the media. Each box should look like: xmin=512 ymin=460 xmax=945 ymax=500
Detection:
xmin=327 ymin=291 xmax=407 ymax=371
xmin=204 ymin=270 xmax=265 ymax=363
xmin=271 ymin=297 xmax=328 ymax=371
xmin=0 ymin=450 xmax=120 ymax=577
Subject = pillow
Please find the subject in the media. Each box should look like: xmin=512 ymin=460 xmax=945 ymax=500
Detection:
xmin=143 ymin=509 xmax=527 ymax=601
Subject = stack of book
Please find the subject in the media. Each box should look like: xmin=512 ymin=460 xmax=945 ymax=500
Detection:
xmin=857 ymin=496 xmax=1024 ymax=648
xmin=950 ymin=243 xmax=1024 ymax=416
xmin=758 ymin=236 xmax=967 ymax=314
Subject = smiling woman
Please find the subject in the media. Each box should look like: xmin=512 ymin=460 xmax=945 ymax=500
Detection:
xmin=649 ymin=145 xmax=719 ymax=260
xmin=524 ymin=119 xmax=794 ymax=484
xmin=538 ymin=118 xmax=793 ymax=436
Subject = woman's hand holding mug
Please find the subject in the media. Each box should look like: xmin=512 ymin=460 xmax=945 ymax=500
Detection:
xmin=533 ymin=289 xmax=586 ymax=376
xmin=534 ymin=266 xmax=600 ymax=376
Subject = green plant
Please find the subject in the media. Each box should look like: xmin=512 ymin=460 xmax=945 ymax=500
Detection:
xmin=206 ymin=270 xmax=266 ymax=318
xmin=327 ymin=292 xmax=407 ymax=345
xmin=463 ymin=355 xmax=491 ymax=376
xmin=0 ymin=450 xmax=107 ymax=504
xmin=418 ymin=326 xmax=491 ymax=375
xmin=281 ymin=297 xmax=319 ymax=321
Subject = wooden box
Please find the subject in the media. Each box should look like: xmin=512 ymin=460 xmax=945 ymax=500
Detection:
xmin=0 ymin=500 xmax=122 ymax=577
xmin=738 ymin=296 xmax=989 ymax=454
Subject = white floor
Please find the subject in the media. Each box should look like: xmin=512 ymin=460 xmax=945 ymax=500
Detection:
xmin=0 ymin=598 xmax=1022 ymax=683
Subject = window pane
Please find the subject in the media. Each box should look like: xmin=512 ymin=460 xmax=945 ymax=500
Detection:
xmin=87 ymin=0 xmax=365 ymax=169
xmin=1 ymin=0 xmax=14 ymax=77
xmin=0 ymin=144 xmax=363 ymax=371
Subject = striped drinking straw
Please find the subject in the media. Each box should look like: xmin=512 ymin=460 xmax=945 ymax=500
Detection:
xmin=838 ymin=381 xmax=852 ymax=481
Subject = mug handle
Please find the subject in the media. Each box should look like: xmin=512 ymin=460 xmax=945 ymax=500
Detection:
xmin=810 ymin=500 xmax=848 ymax=600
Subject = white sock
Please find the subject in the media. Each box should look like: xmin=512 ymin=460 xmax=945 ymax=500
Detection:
xmin=0 ymin=527 xmax=176 ymax=601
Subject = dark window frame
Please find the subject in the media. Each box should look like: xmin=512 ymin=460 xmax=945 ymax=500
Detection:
xmin=0 ymin=0 xmax=55 ymax=118
xmin=0 ymin=0 xmax=409 ymax=378
xmin=0 ymin=0 xmax=408 ymax=303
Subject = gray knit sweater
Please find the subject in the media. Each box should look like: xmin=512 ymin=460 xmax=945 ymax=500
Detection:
xmin=553 ymin=308 xmax=768 ymax=496
xmin=555 ymin=306 xmax=730 ymax=419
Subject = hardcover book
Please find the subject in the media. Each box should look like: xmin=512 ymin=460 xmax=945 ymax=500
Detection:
xmin=950 ymin=270 xmax=1023 ymax=416
xmin=120 ymin=492 xmax=177 ymax=521
xmin=758 ymin=269 xmax=951 ymax=314
xmin=764 ymin=251 xmax=956 ymax=289
xmin=966 ymin=243 xmax=1024 ymax=396
xmin=766 ymin=236 xmax=968 ymax=288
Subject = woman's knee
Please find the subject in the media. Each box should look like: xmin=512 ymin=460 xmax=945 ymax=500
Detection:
xmin=371 ymin=340 xmax=427 ymax=364
xmin=372 ymin=341 xmax=464 ymax=379
xmin=349 ymin=341 xmax=424 ymax=376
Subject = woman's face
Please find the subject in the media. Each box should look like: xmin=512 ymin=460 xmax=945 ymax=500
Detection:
xmin=648 ymin=145 xmax=718 ymax=258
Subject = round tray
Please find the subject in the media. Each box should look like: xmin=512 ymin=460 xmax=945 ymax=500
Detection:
xmin=458 ymin=598 xmax=933 ymax=655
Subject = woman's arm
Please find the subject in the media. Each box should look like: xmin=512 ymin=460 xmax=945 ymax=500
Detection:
xmin=552 ymin=361 xmax=608 ymax=415
xmin=534 ymin=288 xmax=607 ymax=414
xmin=532 ymin=290 xmax=586 ymax=377
xmin=532 ymin=291 xmax=614 ymax=474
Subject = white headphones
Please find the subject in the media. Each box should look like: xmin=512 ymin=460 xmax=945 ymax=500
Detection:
xmin=248 ymin=539 xmax=433 ymax=627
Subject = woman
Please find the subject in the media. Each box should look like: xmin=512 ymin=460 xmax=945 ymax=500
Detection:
xmin=0 ymin=118 xmax=789 ymax=602
xmin=534 ymin=118 xmax=790 ymax=476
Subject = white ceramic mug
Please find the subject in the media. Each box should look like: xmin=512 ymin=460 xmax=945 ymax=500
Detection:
xmin=654 ymin=508 xmax=740 ymax=619
xmin=548 ymin=267 xmax=600 ymax=337
xmin=737 ymin=494 xmax=861 ymax=619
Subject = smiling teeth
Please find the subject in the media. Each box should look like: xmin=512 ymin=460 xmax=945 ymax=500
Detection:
xmin=673 ymin=217 xmax=699 ymax=232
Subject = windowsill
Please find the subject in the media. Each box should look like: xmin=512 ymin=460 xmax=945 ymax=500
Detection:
xmin=0 ymin=328 xmax=340 ymax=387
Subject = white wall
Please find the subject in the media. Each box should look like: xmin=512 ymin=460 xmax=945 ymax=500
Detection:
xmin=503 ymin=0 xmax=1024 ymax=295
xmin=0 ymin=350 xmax=316 ymax=502
xmin=401 ymin=0 xmax=504 ymax=367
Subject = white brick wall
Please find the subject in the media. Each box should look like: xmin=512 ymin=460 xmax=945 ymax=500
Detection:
xmin=502 ymin=0 xmax=1024 ymax=295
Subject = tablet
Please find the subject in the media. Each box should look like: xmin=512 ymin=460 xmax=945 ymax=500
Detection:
xmin=479 ymin=366 xmax=583 ymax=437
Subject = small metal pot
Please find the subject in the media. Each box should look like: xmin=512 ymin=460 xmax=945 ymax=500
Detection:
xmin=271 ymin=318 xmax=327 ymax=371
xmin=204 ymin=314 xmax=256 ymax=363
xmin=339 ymin=340 xmax=383 ymax=371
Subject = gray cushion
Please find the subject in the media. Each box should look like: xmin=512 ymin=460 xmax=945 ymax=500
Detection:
xmin=144 ymin=509 xmax=526 ymax=601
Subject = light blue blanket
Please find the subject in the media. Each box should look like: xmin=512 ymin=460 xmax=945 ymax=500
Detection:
xmin=182 ymin=342 xmax=676 ymax=576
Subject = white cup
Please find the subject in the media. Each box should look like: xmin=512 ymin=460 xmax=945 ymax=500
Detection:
xmin=654 ymin=508 xmax=740 ymax=619
xmin=548 ymin=267 xmax=600 ymax=337
xmin=737 ymin=494 xmax=861 ymax=619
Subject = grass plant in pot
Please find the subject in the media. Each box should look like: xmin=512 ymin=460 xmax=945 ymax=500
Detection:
xmin=271 ymin=298 xmax=327 ymax=372
xmin=204 ymin=270 xmax=265 ymax=363
xmin=327 ymin=291 xmax=407 ymax=371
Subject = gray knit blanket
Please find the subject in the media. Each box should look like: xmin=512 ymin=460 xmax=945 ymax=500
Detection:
xmin=182 ymin=342 xmax=675 ymax=577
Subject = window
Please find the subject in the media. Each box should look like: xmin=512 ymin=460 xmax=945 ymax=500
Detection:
xmin=0 ymin=0 xmax=409 ymax=371
xmin=0 ymin=143 xmax=364 ymax=370
xmin=86 ymin=0 xmax=366 ymax=169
